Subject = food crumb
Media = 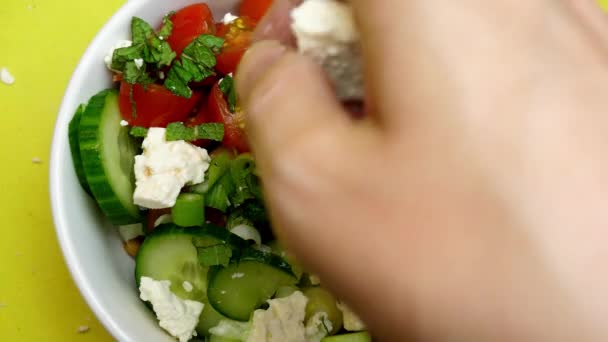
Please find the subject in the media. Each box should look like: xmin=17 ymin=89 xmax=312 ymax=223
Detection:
xmin=32 ymin=157 xmax=42 ymax=164
xmin=1 ymin=67 xmax=15 ymax=85
xmin=77 ymin=325 xmax=90 ymax=334
xmin=231 ymin=272 xmax=245 ymax=279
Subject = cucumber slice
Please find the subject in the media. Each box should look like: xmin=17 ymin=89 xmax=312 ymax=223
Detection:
xmin=78 ymin=89 xmax=140 ymax=224
xmin=68 ymin=104 xmax=92 ymax=195
xmin=207 ymin=248 xmax=298 ymax=321
xmin=135 ymin=224 xmax=246 ymax=335
xmin=135 ymin=224 xmax=245 ymax=298
xmin=209 ymin=336 xmax=241 ymax=342
xmin=321 ymin=332 xmax=372 ymax=342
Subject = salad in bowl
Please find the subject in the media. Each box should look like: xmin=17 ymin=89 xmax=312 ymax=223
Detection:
xmin=53 ymin=0 xmax=370 ymax=341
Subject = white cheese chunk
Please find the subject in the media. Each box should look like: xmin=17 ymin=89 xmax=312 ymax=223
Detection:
xmin=139 ymin=277 xmax=204 ymax=342
xmin=291 ymin=0 xmax=362 ymax=100
xmin=133 ymin=128 xmax=211 ymax=209
xmin=1 ymin=67 xmax=15 ymax=85
xmin=336 ymin=301 xmax=366 ymax=331
xmin=104 ymin=40 xmax=133 ymax=71
xmin=134 ymin=58 xmax=144 ymax=69
xmin=247 ymin=291 xmax=329 ymax=342
xmin=223 ymin=12 xmax=239 ymax=24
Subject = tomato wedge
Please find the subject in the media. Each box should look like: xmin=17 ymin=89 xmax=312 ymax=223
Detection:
xmin=194 ymin=81 xmax=249 ymax=152
xmin=215 ymin=17 xmax=256 ymax=75
xmin=167 ymin=3 xmax=215 ymax=57
xmin=118 ymin=82 xmax=202 ymax=128
xmin=239 ymin=0 xmax=274 ymax=22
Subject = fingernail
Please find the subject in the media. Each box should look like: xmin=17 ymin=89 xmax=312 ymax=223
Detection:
xmin=252 ymin=0 xmax=301 ymax=44
xmin=236 ymin=40 xmax=287 ymax=103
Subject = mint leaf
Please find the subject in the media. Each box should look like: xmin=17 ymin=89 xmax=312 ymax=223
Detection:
xmin=131 ymin=17 xmax=154 ymax=45
xmin=165 ymin=122 xmax=225 ymax=142
xmin=111 ymin=45 xmax=145 ymax=71
xmin=149 ymin=35 xmax=176 ymax=67
xmin=130 ymin=126 xmax=148 ymax=138
xmin=158 ymin=12 xmax=174 ymax=39
xmin=198 ymin=244 xmax=232 ymax=267
xmin=164 ymin=34 xmax=224 ymax=98
xmin=219 ymin=75 xmax=237 ymax=112
xmin=111 ymin=16 xmax=176 ymax=83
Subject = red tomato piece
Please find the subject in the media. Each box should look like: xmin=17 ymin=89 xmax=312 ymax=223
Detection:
xmin=197 ymin=81 xmax=249 ymax=153
xmin=215 ymin=17 xmax=256 ymax=75
xmin=118 ymin=82 xmax=202 ymax=128
xmin=167 ymin=3 xmax=215 ymax=57
xmin=239 ymin=0 xmax=274 ymax=22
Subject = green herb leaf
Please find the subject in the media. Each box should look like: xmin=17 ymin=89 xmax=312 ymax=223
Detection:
xmin=131 ymin=17 xmax=154 ymax=45
xmin=149 ymin=35 xmax=176 ymax=68
xmin=164 ymin=34 xmax=224 ymax=98
xmin=198 ymin=244 xmax=233 ymax=267
xmin=158 ymin=12 xmax=175 ymax=40
xmin=130 ymin=126 xmax=148 ymax=138
xmin=111 ymin=16 xmax=176 ymax=81
xmin=111 ymin=45 xmax=144 ymax=71
xmin=165 ymin=122 xmax=225 ymax=142
xmin=219 ymin=75 xmax=238 ymax=112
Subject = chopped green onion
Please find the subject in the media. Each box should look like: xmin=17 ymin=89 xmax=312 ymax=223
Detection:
xmin=205 ymin=174 xmax=235 ymax=212
xmin=171 ymin=193 xmax=205 ymax=227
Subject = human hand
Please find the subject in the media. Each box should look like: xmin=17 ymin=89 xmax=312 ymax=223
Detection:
xmin=237 ymin=1 xmax=608 ymax=340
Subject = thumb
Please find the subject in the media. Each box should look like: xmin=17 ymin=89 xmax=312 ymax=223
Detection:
xmin=236 ymin=40 xmax=350 ymax=173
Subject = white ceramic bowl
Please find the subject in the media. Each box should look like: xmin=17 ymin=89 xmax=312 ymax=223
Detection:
xmin=50 ymin=1 xmax=239 ymax=340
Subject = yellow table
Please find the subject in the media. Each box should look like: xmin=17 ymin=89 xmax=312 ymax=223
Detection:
xmin=2 ymin=0 xmax=608 ymax=341
xmin=0 ymin=1 xmax=124 ymax=340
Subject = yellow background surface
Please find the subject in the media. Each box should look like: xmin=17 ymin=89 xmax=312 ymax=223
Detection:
xmin=0 ymin=1 xmax=124 ymax=340
xmin=2 ymin=0 xmax=608 ymax=341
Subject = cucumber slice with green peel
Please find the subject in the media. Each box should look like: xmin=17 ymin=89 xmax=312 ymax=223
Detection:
xmin=197 ymin=298 xmax=231 ymax=336
xmin=78 ymin=89 xmax=140 ymax=224
xmin=135 ymin=224 xmax=247 ymax=299
xmin=321 ymin=332 xmax=372 ymax=342
xmin=207 ymin=248 xmax=299 ymax=321
xmin=135 ymin=224 xmax=246 ymax=335
xmin=135 ymin=224 xmax=207 ymax=301
xmin=68 ymin=104 xmax=92 ymax=195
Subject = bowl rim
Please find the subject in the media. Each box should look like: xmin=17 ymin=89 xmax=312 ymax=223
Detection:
xmin=49 ymin=1 xmax=146 ymax=340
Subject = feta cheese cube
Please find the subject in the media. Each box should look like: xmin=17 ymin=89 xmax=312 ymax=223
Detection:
xmin=139 ymin=277 xmax=204 ymax=342
xmin=223 ymin=12 xmax=239 ymax=25
xmin=247 ymin=291 xmax=329 ymax=342
xmin=133 ymin=128 xmax=211 ymax=209
xmin=291 ymin=0 xmax=363 ymax=100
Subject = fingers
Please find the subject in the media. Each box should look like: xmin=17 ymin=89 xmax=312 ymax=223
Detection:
xmin=236 ymin=40 xmax=350 ymax=171
xmin=252 ymin=0 xmax=302 ymax=45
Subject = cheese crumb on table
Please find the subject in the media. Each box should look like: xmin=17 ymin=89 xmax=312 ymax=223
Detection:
xmin=77 ymin=325 xmax=90 ymax=334
xmin=1 ymin=67 xmax=15 ymax=85
xmin=291 ymin=0 xmax=362 ymax=100
xmin=31 ymin=157 xmax=42 ymax=164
